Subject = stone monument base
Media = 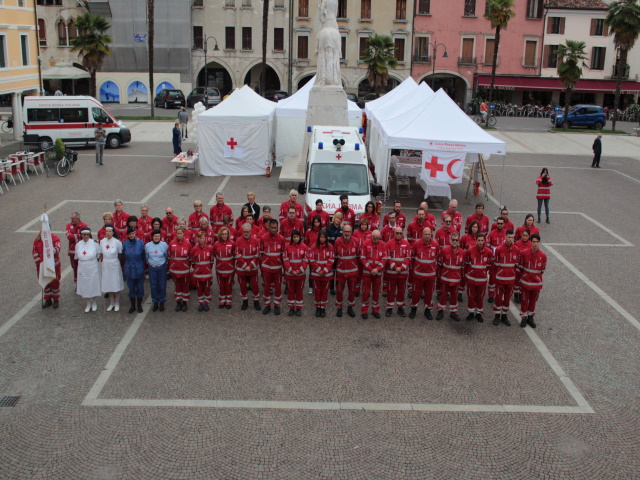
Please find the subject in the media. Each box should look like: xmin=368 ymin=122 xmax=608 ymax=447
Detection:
xmin=305 ymin=85 xmax=349 ymax=127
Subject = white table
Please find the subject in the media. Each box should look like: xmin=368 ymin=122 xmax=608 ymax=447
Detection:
xmin=417 ymin=177 xmax=452 ymax=200
xmin=171 ymin=153 xmax=199 ymax=181
xmin=391 ymin=155 xmax=451 ymax=200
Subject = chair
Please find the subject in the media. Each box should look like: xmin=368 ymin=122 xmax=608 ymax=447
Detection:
xmin=0 ymin=159 xmax=14 ymax=189
xmin=25 ymin=152 xmax=42 ymax=175
xmin=396 ymin=175 xmax=412 ymax=198
xmin=8 ymin=155 xmax=27 ymax=183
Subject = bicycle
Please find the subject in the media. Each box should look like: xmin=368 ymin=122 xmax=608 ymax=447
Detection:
xmin=1 ymin=115 xmax=12 ymax=133
xmin=473 ymin=114 xmax=497 ymax=127
xmin=43 ymin=145 xmax=77 ymax=177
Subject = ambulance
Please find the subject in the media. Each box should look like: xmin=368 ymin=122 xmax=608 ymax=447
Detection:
xmin=22 ymin=96 xmax=131 ymax=150
xmin=297 ymin=126 xmax=383 ymax=218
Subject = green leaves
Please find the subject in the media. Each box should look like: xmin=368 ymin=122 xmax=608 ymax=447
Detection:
xmin=362 ymin=34 xmax=398 ymax=96
xmin=483 ymin=0 xmax=515 ymax=29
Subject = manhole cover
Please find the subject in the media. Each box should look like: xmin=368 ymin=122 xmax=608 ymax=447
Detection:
xmin=0 ymin=396 xmax=20 ymax=407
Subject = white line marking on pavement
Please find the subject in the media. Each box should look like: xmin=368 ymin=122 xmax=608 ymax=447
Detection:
xmin=611 ymin=169 xmax=640 ymax=185
xmin=545 ymin=245 xmax=640 ymax=334
xmin=17 ymin=200 xmax=68 ymax=232
xmin=0 ymin=266 xmax=73 ymax=340
xmin=578 ymin=212 xmax=633 ymax=246
xmin=208 ymin=176 xmax=231 ymax=205
xmin=485 ymin=164 xmax=640 ymax=184
xmin=140 ymin=171 xmax=176 ymax=204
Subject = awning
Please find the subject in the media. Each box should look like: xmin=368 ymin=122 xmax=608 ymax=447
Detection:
xmin=477 ymin=75 xmax=640 ymax=94
xmin=42 ymin=64 xmax=90 ymax=80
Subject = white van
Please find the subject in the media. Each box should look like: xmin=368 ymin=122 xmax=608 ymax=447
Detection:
xmin=23 ymin=96 xmax=131 ymax=150
xmin=297 ymin=126 xmax=383 ymax=217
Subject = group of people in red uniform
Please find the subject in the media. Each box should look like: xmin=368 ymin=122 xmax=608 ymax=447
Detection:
xmin=33 ymin=192 xmax=547 ymax=327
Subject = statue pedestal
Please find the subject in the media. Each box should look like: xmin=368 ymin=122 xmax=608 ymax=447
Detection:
xmin=305 ymin=85 xmax=349 ymax=127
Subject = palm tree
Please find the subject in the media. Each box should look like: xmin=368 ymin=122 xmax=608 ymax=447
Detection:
xmin=70 ymin=13 xmax=112 ymax=98
xmin=605 ymin=0 xmax=640 ymax=130
xmin=483 ymin=0 xmax=515 ymax=126
xmin=554 ymin=41 xmax=588 ymax=130
xmin=362 ymin=34 xmax=398 ymax=97
xmin=260 ymin=0 xmax=269 ymax=95
xmin=147 ymin=0 xmax=155 ymax=117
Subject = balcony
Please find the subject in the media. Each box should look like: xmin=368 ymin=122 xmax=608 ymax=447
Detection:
xmin=611 ymin=64 xmax=630 ymax=80
xmin=413 ymin=53 xmax=431 ymax=64
xmin=482 ymin=55 xmax=500 ymax=66
xmin=86 ymin=0 xmax=112 ymax=17
xmin=458 ymin=56 xmax=476 ymax=65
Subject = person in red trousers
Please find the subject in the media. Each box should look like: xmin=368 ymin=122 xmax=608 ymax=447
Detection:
xmin=334 ymin=225 xmax=359 ymax=318
xmin=385 ymin=227 xmax=411 ymax=317
xmin=260 ymin=219 xmax=285 ymax=315
xmin=409 ymin=227 xmax=439 ymax=319
xmin=190 ymin=231 xmax=214 ymax=312
xmin=235 ymin=223 xmax=262 ymax=311
xmin=309 ymin=229 xmax=335 ymax=317
xmin=436 ymin=232 xmax=466 ymax=321
xmin=360 ymin=230 xmax=388 ymax=319
xmin=464 ymin=233 xmax=493 ymax=323
xmin=33 ymin=228 xmax=62 ymax=308
xmin=283 ymin=229 xmax=309 ymax=316
xmin=168 ymin=227 xmax=192 ymax=312
xmin=214 ymin=227 xmax=235 ymax=309
xmin=492 ymin=229 xmax=519 ymax=326
xmin=518 ymin=234 xmax=547 ymax=328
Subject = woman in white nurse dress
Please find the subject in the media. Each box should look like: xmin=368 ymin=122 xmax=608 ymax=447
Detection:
xmin=99 ymin=225 xmax=124 ymax=311
xmin=75 ymin=228 xmax=102 ymax=312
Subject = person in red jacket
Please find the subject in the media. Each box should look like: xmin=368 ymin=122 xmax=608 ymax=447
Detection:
xmin=407 ymin=207 xmax=431 ymax=244
xmin=235 ymin=223 xmax=262 ymax=311
xmin=436 ymin=232 xmax=466 ymax=321
xmin=279 ymin=189 xmax=305 ymax=224
xmin=280 ymin=205 xmax=305 ymax=242
xmin=518 ymin=234 xmax=547 ymax=328
xmin=465 ymin=202 xmax=490 ymax=235
xmin=196 ymin=217 xmax=216 ymax=246
xmin=458 ymin=220 xmax=480 ymax=303
xmin=257 ymin=206 xmax=274 ymax=236
xmin=360 ymin=230 xmax=388 ymax=319
xmin=441 ymin=199 xmax=463 ymax=232
xmin=260 ymin=219 xmax=285 ymax=315
xmin=168 ymin=227 xmax=192 ymax=312
xmin=213 ymin=227 xmax=235 ymax=309
xmin=515 ymin=214 xmax=540 ymax=241
xmin=308 ymin=199 xmax=331 ymax=228
xmin=381 ymin=211 xmax=399 ymax=243
xmin=242 ymin=214 xmax=262 ymax=240
xmin=513 ymin=228 xmax=531 ymax=304
xmin=65 ymin=211 xmax=88 ymax=282
xmin=145 ymin=218 xmax=166 ymax=244
xmin=98 ymin=212 xmax=114 ymax=241
xmin=334 ymin=225 xmax=359 ymax=318
xmin=352 ymin=217 xmax=371 ymax=297
xmin=411 ymin=202 xmax=437 ymax=231
xmin=235 ymin=205 xmax=252 ymax=231
xmin=383 ymin=201 xmax=407 ymax=229
xmin=492 ymin=229 xmax=519 ymax=326
xmin=464 ymin=233 xmax=493 ymax=323
xmin=209 ymin=192 xmax=234 ymax=234
xmin=190 ymin=231 xmax=214 ymax=312
xmin=113 ymin=199 xmax=130 ymax=241
xmin=359 ymin=201 xmax=380 ymax=231
xmin=178 ymin=219 xmax=194 ymax=245
xmin=486 ymin=216 xmax=507 ymax=301
xmin=138 ymin=205 xmax=154 ymax=240
xmin=305 ymin=215 xmax=323 ymax=247
xmin=536 ymin=168 xmax=553 ymax=224
xmin=162 ymin=207 xmax=179 ymax=245
xmin=491 ymin=207 xmax=514 ymax=233
xmin=222 ymin=215 xmax=239 ymax=241
xmin=121 ymin=216 xmax=144 ymax=242
xmin=188 ymin=200 xmax=207 ymax=233
xmin=385 ymin=227 xmax=411 ymax=317
xmin=284 ymin=229 xmax=309 ymax=316
xmin=33 ymin=229 xmax=62 ymax=308
xmin=335 ymin=194 xmax=356 ymax=228
xmin=309 ymin=229 xmax=335 ymax=317
xmin=409 ymin=227 xmax=439 ymax=319
xmin=435 ymin=215 xmax=457 ymax=248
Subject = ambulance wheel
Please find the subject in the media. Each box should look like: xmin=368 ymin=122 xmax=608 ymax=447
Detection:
xmin=39 ymin=137 xmax=53 ymax=151
xmin=107 ymin=134 xmax=121 ymax=149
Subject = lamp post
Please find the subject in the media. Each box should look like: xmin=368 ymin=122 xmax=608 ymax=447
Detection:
xmin=429 ymin=42 xmax=448 ymax=90
xmin=203 ymin=36 xmax=219 ymax=108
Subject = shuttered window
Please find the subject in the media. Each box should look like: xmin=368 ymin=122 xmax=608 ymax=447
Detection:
xmin=548 ymin=17 xmax=565 ymax=34
xmin=591 ymin=47 xmax=606 ymax=70
xmin=274 ymin=28 xmax=284 ymax=52
xmin=297 ymin=36 xmax=308 ymax=59
xmin=396 ymin=0 xmax=406 ymax=20
xmin=590 ymin=19 xmax=608 ymax=36
xmin=394 ymin=38 xmax=405 ymax=62
xmin=484 ymin=38 xmax=495 ymax=65
xmin=361 ymin=0 xmax=371 ymax=19
xmin=524 ymin=40 xmax=537 ymax=67
xmin=225 ymin=27 xmax=235 ymax=50
xmin=299 ymin=0 xmax=309 ymax=17
xmin=418 ymin=0 xmax=430 ymax=15
xmin=242 ymin=27 xmax=252 ymax=50
xmin=544 ymin=44 xmax=559 ymax=68
xmin=461 ymin=38 xmax=474 ymax=62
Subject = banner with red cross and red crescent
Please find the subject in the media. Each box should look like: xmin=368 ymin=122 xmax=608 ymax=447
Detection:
xmin=420 ymin=150 xmax=465 ymax=185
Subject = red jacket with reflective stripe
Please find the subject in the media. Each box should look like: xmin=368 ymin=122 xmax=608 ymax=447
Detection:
xmin=112 ymin=211 xmax=130 ymax=239
xmin=188 ymin=211 xmax=208 ymax=232
xmin=280 ymin=217 xmax=304 ymax=242
xmin=407 ymin=219 xmax=433 ymax=244
xmin=359 ymin=212 xmax=380 ymax=231
xmin=435 ymin=226 xmax=456 ymax=248
xmin=385 ymin=237 xmax=411 ymax=278
xmin=465 ymin=214 xmax=490 ymax=235
xmin=334 ymin=236 xmax=360 ymax=278
xmin=411 ymin=239 xmax=439 ymax=278
xmin=536 ymin=176 xmax=553 ymax=199
xmin=383 ymin=212 xmax=407 ymax=229
xmin=440 ymin=210 xmax=463 ymax=232
xmin=352 ymin=229 xmax=372 ymax=248
xmin=33 ymin=234 xmax=61 ymax=273
xmin=138 ymin=216 xmax=154 ymax=239
xmin=438 ymin=245 xmax=466 ymax=286
xmin=279 ymin=201 xmax=305 ymax=223
xmin=162 ymin=216 xmax=179 ymax=244
xmin=209 ymin=204 xmax=234 ymax=234
xmin=493 ymin=243 xmax=520 ymax=284
xmin=487 ymin=228 xmax=507 ymax=251
xmin=235 ymin=235 xmax=261 ymax=274
xmin=214 ymin=240 xmax=235 ymax=277
xmin=310 ymin=242 xmax=335 ymax=278
xmin=168 ymin=239 xmax=192 ymax=277
xmin=360 ymin=239 xmax=387 ymax=276
xmin=260 ymin=233 xmax=285 ymax=271
xmin=190 ymin=244 xmax=213 ymax=280
xmin=65 ymin=221 xmax=88 ymax=256
xmin=518 ymin=248 xmax=547 ymax=290
xmin=334 ymin=208 xmax=356 ymax=227
xmin=464 ymin=245 xmax=493 ymax=285
xmin=284 ymin=242 xmax=309 ymax=279
xmin=307 ymin=209 xmax=331 ymax=228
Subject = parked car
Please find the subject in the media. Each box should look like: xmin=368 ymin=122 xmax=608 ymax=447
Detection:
xmin=187 ymin=87 xmax=222 ymax=108
xmin=346 ymin=93 xmax=362 ymax=108
xmin=265 ymin=90 xmax=289 ymax=102
xmin=551 ymin=105 xmax=607 ymax=129
xmin=154 ymin=89 xmax=186 ymax=109
xmin=362 ymin=93 xmax=379 ymax=104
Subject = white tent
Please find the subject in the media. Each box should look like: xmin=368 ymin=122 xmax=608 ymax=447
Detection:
xmin=197 ymin=85 xmax=276 ymax=176
xmin=274 ymin=76 xmax=362 ymax=166
xmin=364 ymin=76 xmax=420 ymax=118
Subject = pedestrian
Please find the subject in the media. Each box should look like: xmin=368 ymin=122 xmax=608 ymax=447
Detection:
xmin=113 ymin=200 xmax=130 ymax=241
xmin=146 ymin=217 xmax=166 ymax=243
xmin=33 ymin=227 xmax=62 ymax=309
xmin=97 ymin=212 xmax=114 ymax=241
xmin=162 ymin=207 xmax=179 ymax=245
xmin=99 ymin=225 xmax=124 ymax=311
xmin=172 ymin=122 xmax=182 ymax=156
xmin=145 ymin=229 xmax=169 ymax=312
xmin=308 ymin=198 xmax=331 ymax=228
xmin=536 ymin=168 xmax=553 ymax=224
xmin=75 ymin=228 xmax=102 ymax=313
xmin=518 ymin=234 xmax=547 ymax=328
xmin=123 ymin=226 xmax=146 ymax=314
xmin=284 ymin=229 xmax=309 ymax=316
xmin=169 ymin=226 xmax=192 ymax=312
xmin=66 ymin=211 xmax=88 ymax=282
xmin=214 ymin=227 xmax=235 ymax=309
xmin=335 ymin=194 xmax=356 ymax=228
xmin=209 ymin=192 xmax=233 ymax=234
xmin=309 ymin=229 xmax=335 ymax=317
xmin=236 ymin=205 xmax=252 ymax=231
xmin=178 ymin=106 xmax=189 ymax=139
xmin=592 ymin=133 xmax=602 ymax=168
xmin=191 ymin=231 xmax=214 ymax=312
xmin=94 ymin=123 xmax=106 ymax=166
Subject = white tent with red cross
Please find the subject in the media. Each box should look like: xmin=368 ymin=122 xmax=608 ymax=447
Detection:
xmin=197 ymin=85 xmax=276 ymax=176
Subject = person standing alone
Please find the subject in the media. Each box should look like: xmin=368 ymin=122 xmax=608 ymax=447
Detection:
xmin=592 ymin=133 xmax=602 ymax=168
xmin=178 ymin=107 xmax=189 ymax=139
xmin=94 ymin=123 xmax=106 ymax=165
xmin=172 ymin=122 xmax=182 ymax=156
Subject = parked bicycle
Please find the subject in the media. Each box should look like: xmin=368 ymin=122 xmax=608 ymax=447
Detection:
xmin=1 ymin=115 xmax=12 ymax=133
xmin=42 ymin=145 xmax=78 ymax=177
xmin=473 ymin=114 xmax=497 ymax=127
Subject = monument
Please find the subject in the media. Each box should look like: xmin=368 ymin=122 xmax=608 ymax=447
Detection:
xmin=305 ymin=0 xmax=349 ymax=127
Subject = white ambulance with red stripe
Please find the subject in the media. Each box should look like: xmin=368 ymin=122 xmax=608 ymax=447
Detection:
xmin=23 ymin=96 xmax=131 ymax=150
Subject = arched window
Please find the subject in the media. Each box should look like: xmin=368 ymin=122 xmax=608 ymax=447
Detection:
xmin=58 ymin=19 xmax=67 ymax=46
xmin=38 ymin=19 xmax=47 ymax=46
xmin=68 ymin=20 xmax=77 ymax=42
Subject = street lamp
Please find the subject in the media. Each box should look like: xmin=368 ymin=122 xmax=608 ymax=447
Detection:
xmin=203 ymin=36 xmax=219 ymax=108
xmin=429 ymin=42 xmax=448 ymax=90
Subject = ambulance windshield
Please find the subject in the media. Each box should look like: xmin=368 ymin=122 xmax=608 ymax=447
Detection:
xmin=309 ymin=163 xmax=369 ymax=195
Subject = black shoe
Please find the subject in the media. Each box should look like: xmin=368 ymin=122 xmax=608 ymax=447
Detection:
xmin=336 ymin=308 xmax=343 ymax=317
xmin=320 ymin=308 xmax=325 ymax=318
xmin=457 ymin=293 xmax=463 ymax=302
xmin=274 ymin=306 xmax=280 ymax=315
xmin=159 ymin=303 xmax=165 ymax=312
xmin=537 ymin=217 xmax=541 ymax=223
xmin=372 ymin=312 xmax=381 ymax=319
xmin=225 ymin=303 xmax=231 ymax=310
xmin=289 ymin=308 xmax=295 ymax=316
xmin=42 ymin=300 xmax=53 ymax=309
xmin=53 ymin=300 xmax=59 ymax=309
xmin=450 ymin=313 xmax=461 ymax=322
xmin=198 ymin=304 xmax=204 ymax=312
xmin=152 ymin=303 xmax=159 ymax=312
xmin=546 ymin=218 xmax=550 ymax=224
xmin=204 ymin=304 xmax=210 ymax=312
xmin=315 ymin=307 xmax=321 ymax=317
xmin=263 ymin=306 xmax=271 ymax=315
xmin=330 ymin=288 xmax=336 ymax=295
xmin=501 ymin=314 xmax=511 ymax=326
xmin=435 ymin=310 xmax=444 ymax=320
xmin=137 ymin=299 xmax=143 ymax=313
xmin=104 ymin=293 xmax=109 ymax=299
xmin=175 ymin=301 xmax=182 ymax=312
xmin=241 ymin=300 xmax=248 ymax=311
xmin=347 ymin=306 xmax=356 ymax=318
xmin=493 ymin=315 xmax=501 ymax=325
xmin=424 ymin=309 xmax=433 ymax=320
xmin=466 ymin=313 xmax=475 ymax=321
xmin=409 ymin=307 xmax=417 ymax=319
xmin=398 ymin=308 xmax=407 ymax=317
xmin=514 ymin=293 xmax=520 ymax=304
xmin=254 ymin=301 xmax=261 ymax=311
xmin=128 ymin=299 xmax=136 ymax=314
xmin=181 ymin=302 xmax=187 ymax=312
xmin=385 ymin=308 xmax=393 ymax=317
xmin=355 ymin=292 xmax=360 ymax=298
xmin=488 ymin=297 xmax=494 ymax=303
xmin=296 ymin=309 xmax=302 ymax=317
xmin=527 ymin=315 xmax=536 ymax=328
xmin=362 ymin=313 xmax=368 ymax=319
xmin=475 ymin=313 xmax=484 ymax=323
xmin=520 ymin=318 xmax=527 ymax=328
xmin=219 ymin=304 xmax=225 ymax=309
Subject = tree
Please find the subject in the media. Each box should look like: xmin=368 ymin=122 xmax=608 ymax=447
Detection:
xmin=147 ymin=0 xmax=155 ymax=117
xmin=483 ymin=0 xmax=515 ymax=126
xmin=70 ymin=13 xmax=112 ymax=98
xmin=260 ymin=0 xmax=269 ymax=95
xmin=362 ymin=34 xmax=398 ymax=97
xmin=605 ymin=0 xmax=640 ymax=130
xmin=554 ymin=41 xmax=588 ymax=130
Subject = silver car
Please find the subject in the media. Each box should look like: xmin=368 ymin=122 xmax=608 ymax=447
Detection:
xmin=187 ymin=87 xmax=221 ymax=108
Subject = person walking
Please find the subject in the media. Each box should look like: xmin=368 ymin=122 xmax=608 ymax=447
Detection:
xmin=172 ymin=122 xmax=182 ymax=156
xmin=75 ymin=228 xmax=102 ymax=313
xmin=123 ymin=226 xmax=146 ymax=314
xmin=94 ymin=123 xmax=106 ymax=165
xmin=592 ymin=133 xmax=602 ymax=168
xmin=536 ymin=168 xmax=553 ymax=224
xmin=178 ymin=107 xmax=189 ymax=139
xmin=100 ymin=225 xmax=124 ymax=311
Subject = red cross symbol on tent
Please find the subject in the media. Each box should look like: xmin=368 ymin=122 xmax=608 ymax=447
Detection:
xmin=424 ymin=156 xmax=444 ymax=177
xmin=227 ymin=138 xmax=238 ymax=149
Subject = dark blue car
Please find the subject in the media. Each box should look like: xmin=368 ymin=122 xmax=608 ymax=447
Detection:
xmin=552 ymin=105 xmax=607 ymax=129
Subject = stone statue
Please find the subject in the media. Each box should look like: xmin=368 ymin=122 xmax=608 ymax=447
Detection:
xmin=315 ymin=0 xmax=342 ymax=87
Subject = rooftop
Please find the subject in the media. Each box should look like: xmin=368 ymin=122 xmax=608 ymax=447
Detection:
xmin=546 ymin=0 xmax=608 ymax=9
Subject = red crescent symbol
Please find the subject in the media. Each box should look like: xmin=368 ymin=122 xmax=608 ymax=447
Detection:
xmin=447 ymin=159 xmax=462 ymax=179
